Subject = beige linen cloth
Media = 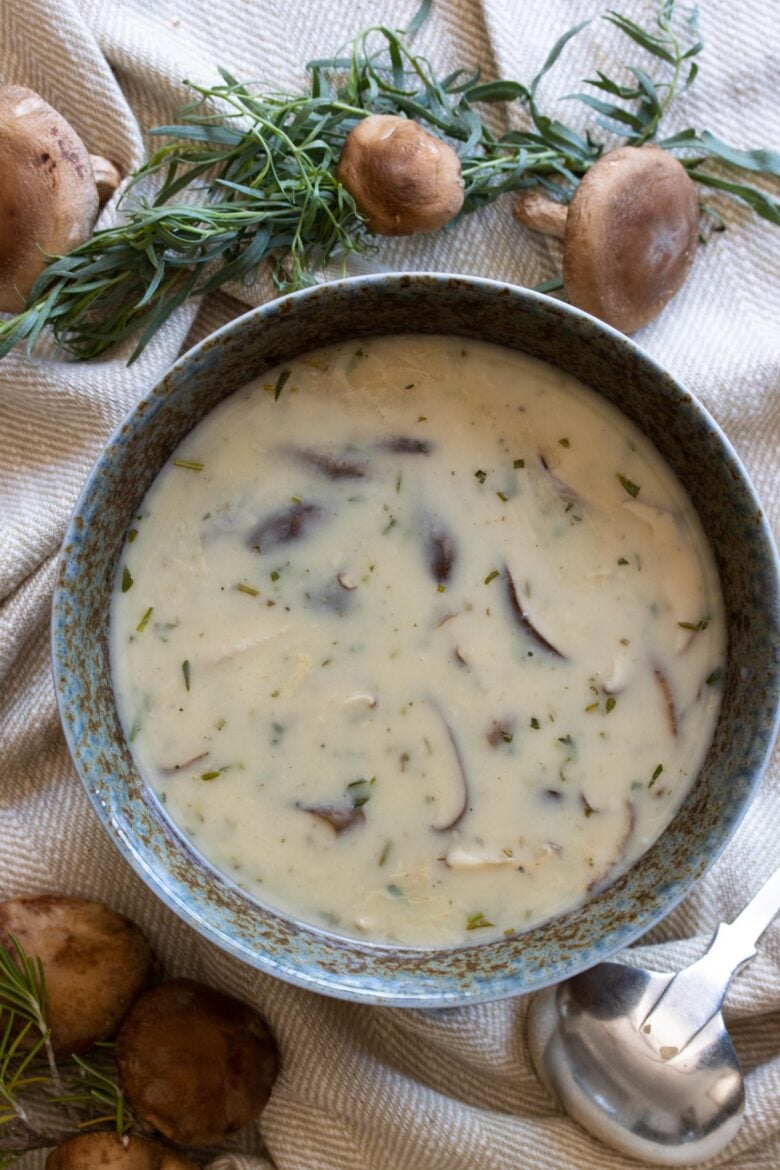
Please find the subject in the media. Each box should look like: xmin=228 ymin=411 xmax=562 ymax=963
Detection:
xmin=1 ymin=0 xmax=779 ymax=1166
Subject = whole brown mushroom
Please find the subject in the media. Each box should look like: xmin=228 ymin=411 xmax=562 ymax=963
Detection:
xmin=0 ymin=86 xmax=121 ymax=313
xmin=513 ymin=145 xmax=700 ymax=333
xmin=117 ymin=979 xmax=279 ymax=1147
xmin=337 ymin=113 xmax=464 ymax=235
xmin=0 ymin=895 xmax=152 ymax=1056
xmin=46 ymin=1132 xmax=198 ymax=1170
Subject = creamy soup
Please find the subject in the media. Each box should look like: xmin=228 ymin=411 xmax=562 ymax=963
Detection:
xmin=110 ymin=335 xmax=725 ymax=947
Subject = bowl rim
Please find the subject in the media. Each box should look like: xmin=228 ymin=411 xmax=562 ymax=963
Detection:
xmin=51 ymin=272 xmax=780 ymax=1005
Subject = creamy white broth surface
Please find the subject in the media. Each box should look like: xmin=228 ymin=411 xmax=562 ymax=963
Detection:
xmin=110 ymin=335 xmax=725 ymax=947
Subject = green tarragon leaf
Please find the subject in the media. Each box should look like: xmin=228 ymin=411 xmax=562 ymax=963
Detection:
xmin=604 ymin=11 xmax=675 ymax=62
xmin=688 ymin=171 xmax=780 ymax=227
xmin=273 ymin=369 xmax=292 ymax=401
xmin=617 ymin=474 xmax=641 ymax=498
xmin=466 ymin=911 xmax=495 ymax=931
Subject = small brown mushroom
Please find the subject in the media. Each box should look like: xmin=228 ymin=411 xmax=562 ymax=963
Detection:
xmin=46 ymin=1133 xmax=198 ymax=1170
xmin=336 ymin=113 xmax=464 ymax=235
xmin=0 ymin=895 xmax=152 ymax=1056
xmin=0 ymin=86 xmax=121 ymax=313
xmin=513 ymin=146 xmax=700 ymax=333
xmin=117 ymin=979 xmax=279 ymax=1147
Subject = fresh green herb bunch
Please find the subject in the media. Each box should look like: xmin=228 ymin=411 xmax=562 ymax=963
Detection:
xmin=0 ymin=0 xmax=777 ymax=363
xmin=0 ymin=938 xmax=129 ymax=1164
xmin=0 ymin=938 xmax=51 ymax=1144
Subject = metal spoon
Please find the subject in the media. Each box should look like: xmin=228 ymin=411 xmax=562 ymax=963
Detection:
xmin=527 ymin=862 xmax=780 ymax=1165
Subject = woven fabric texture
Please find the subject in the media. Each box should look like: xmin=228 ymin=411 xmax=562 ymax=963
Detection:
xmin=1 ymin=1 xmax=778 ymax=1166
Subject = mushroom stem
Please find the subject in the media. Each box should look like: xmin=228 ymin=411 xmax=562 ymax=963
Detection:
xmin=90 ymin=155 xmax=122 ymax=204
xmin=512 ymin=189 xmax=568 ymax=239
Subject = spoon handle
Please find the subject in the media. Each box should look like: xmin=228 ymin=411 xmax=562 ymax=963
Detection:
xmin=639 ymin=861 xmax=780 ymax=1057
xmin=729 ymin=860 xmax=780 ymax=946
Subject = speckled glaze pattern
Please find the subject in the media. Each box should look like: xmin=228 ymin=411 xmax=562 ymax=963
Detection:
xmin=52 ymin=275 xmax=780 ymax=1006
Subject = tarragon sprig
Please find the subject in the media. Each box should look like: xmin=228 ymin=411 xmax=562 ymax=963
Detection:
xmin=567 ymin=4 xmax=780 ymax=228
xmin=0 ymin=0 xmax=777 ymax=364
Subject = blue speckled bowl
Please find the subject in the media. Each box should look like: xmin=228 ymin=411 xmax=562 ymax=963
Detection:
xmin=52 ymin=275 xmax=780 ymax=1006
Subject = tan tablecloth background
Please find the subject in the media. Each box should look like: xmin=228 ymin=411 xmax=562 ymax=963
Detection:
xmin=1 ymin=1 xmax=779 ymax=1166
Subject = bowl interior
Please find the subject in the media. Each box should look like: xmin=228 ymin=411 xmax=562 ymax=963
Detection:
xmin=52 ymin=275 xmax=780 ymax=1005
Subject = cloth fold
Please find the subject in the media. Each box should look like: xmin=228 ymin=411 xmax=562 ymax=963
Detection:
xmin=1 ymin=1 xmax=778 ymax=1167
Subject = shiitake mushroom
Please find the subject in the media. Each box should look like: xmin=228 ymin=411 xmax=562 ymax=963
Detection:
xmin=513 ymin=145 xmax=700 ymax=333
xmin=337 ymin=113 xmax=464 ymax=235
xmin=46 ymin=1133 xmax=198 ymax=1170
xmin=0 ymin=86 xmax=120 ymax=313
xmin=0 ymin=895 xmax=152 ymax=1055
xmin=117 ymin=980 xmax=279 ymax=1147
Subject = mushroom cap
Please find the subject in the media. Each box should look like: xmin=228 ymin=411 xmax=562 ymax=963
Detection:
xmin=46 ymin=1133 xmax=198 ymax=1170
xmin=563 ymin=145 xmax=700 ymax=333
xmin=336 ymin=113 xmax=464 ymax=236
xmin=117 ymin=979 xmax=279 ymax=1147
xmin=0 ymin=85 xmax=98 ymax=313
xmin=0 ymin=895 xmax=152 ymax=1056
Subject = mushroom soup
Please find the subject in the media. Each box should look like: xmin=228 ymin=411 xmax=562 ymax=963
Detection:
xmin=110 ymin=335 xmax=725 ymax=947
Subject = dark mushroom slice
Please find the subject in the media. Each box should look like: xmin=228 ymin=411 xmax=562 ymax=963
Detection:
xmin=538 ymin=453 xmax=584 ymax=504
xmin=654 ymin=666 xmax=679 ymax=736
xmin=0 ymin=895 xmax=152 ymax=1056
xmin=159 ymin=751 xmax=209 ymax=775
xmin=587 ymin=800 xmax=637 ymax=895
xmin=503 ymin=566 xmax=565 ymax=659
xmin=246 ymin=500 xmax=326 ymax=553
xmin=290 ymin=447 xmax=369 ymax=479
xmin=117 ymin=979 xmax=279 ymax=1148
xmin=46 ymin=1133 xmax=198 ymax=1170
xmin=376 ymin=436 xmax=433 ymax=455
xmin=486 ymin=718 xmax=515 ymax=748
xmin=427 ymin=702 xmax=471 ymax=832
xmin=296 ymin=802 xmax=366 ymax=834
xmin=423 ymin=518 xmax=458 ymax=586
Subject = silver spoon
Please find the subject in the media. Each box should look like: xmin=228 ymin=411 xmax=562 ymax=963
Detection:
xmin=527 ymin=862 xmax=780 ymax=1165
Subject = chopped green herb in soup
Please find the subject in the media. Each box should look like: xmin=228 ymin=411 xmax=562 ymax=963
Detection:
xmin=110 ymin=336 xmax=725 ymax=947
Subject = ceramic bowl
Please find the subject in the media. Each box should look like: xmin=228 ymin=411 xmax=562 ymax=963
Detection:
xmin=52 ymin=274 xmax=780 ymax=1006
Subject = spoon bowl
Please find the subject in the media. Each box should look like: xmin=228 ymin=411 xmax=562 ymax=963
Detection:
xmin=529 ymin=962 xmax=744 ymax=1165
xmin=527 ymin=862 xmax=780 ymax=1165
